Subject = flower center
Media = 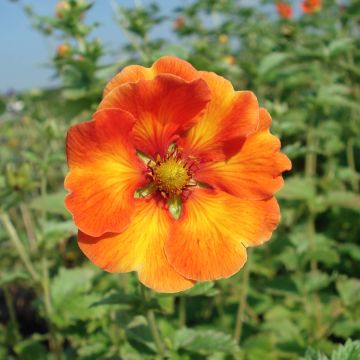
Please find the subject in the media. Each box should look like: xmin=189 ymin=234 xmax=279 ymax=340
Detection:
xmin=153 ymin=157 xmax=190 ymax=195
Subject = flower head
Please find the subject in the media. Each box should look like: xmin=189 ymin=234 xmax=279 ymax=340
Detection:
xmin=56 ymin=43 xmax=71 ymax=57
xmin=65 ymin=56 xmax=291 ymax=292
xmin=301 ymin=0 xmax=322 ymax=14
xmin=55 ymin=1 xmax=70 ymax=18
xmin=276 ymin=2 xmax=293 ymax=19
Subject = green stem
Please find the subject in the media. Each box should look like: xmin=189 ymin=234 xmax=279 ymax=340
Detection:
xmin=178 ymin=296 xmax=186 ymax=328
xmin=308 ymin=213 xmax=317 ymax=272
xmin=346 ymin=138 xmax=359 ymax=192
xmin=20 ymin=204 xmax=37 ymax=253
xmin=234 ymin=260 xmax=250 ymax=344
xmin=305 ymin=126 xmax=318 ymax=272
xmin=305 ymin=127 xmax=317 ymax=178
xmin=140 ymin=285 xmax=166 ymax=357
xmin=41 ymin=258 xmax=63 ymax=360
xmin=0 ymin=213 xmax=40 ymax=282
xmin=3 ymin=285 xmax=21 ymax=343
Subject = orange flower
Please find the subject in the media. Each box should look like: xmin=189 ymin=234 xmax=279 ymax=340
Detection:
xmin=173 ymin=16 xmax=185 ymax=30
xmin=301 ymin=0 xmax=322 ymax=13
xmin=65 ymin=57 xmax=291 ymax=292
xmin=224 ymin=55 xmax=236 ymax=65
xmin=56 ymin=43 xmax=71 ymax=57
xmin=55 ymin=1 xmax=70 ymax=18
xmin=276 ymin=2 xmax=293 ymax=19
xmin=218 ymin=34 xmax=229 ymax=44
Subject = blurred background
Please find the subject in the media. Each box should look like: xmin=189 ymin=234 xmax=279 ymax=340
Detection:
xmin=0 ymin=0 xmax=359 ymax=359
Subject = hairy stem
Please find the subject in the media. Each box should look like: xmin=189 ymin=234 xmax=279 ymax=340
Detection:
xmin=3 ymin=285 xmax=21 ymax=343
xmin=346 ymin=138 xmax=359 ymax=192
xmin=0 ymin=213 xmax=40 ymax=282
xmin=20 ymin=204 xmax=37 ymax=253
xmin=41 ymin=258 xmax=63 ymax=360
xmin=234 ymin=260 xmax=250 ymax=344
xmin=140 ymin=285 xmax=166 ymax=357
xmin=178 ymin=296 xmax=186 ymax=328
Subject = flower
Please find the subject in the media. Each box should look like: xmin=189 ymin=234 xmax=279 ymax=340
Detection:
xmin=55 ymin=1 xmax=70 ymax=18
xmin=56 ymin=43 xmax=71 ymax=57
xmin=224 ymin=55 xmax=236 ymax=65
xmin=65 ymin=57 xmax=291 ymax=292
xmin=276 ymin=2 xmax=293 ymax=19
xmin=173 ymin=16 xmax=185 ymax=30
xmin=218 ymin=34 xmax=229 ymax=44
xmin=301 ymin=0 xmax=322 ymax=14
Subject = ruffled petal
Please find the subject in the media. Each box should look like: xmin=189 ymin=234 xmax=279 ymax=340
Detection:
xmin=65 ymin=109 xmax=147 ymax=237
xmin=165 ymin=189 xmax=280 ymax=281
xmin=99 ymin=74 xmax=211 ymax=158
xmin=152 ymin=56 xmax=199 ymax=81
xmin=78 ymin=197 xmax=194 ymax=293
xmin=180 ymin=71 xmax=259 ymax=161
xmin=103 ymin=56 xmax=199 ymax=97
xmin=195 ymin=108 xmax=292 ymax=200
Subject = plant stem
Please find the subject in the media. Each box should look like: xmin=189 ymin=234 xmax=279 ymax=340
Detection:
xmin=234 ymin=260 xmax=250 ymax=344
xmin=307 ymin=213 xmax=317 ymax=272
xmin=178 ymin=296 xmax=186 ymax=328
xmin=140 ymin=285 xmax=166 ymax=357
xmin=41 ymin=258 xmax=63 ymax=360
xmin=20 ymin=204 xmax=37 ymax=253
xmin=305 ymin=126 xmax=318 ymax=272
xmin=0 ymin=213 xmax=40 ymax=282
xmin=2 ymin=285 xmax=21 ymax=343
xmin=346 ymin=138 xmax=359 ymax=192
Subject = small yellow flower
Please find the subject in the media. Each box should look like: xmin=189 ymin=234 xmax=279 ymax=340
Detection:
xmin=218 ymin=34 xmax=229 ymax=44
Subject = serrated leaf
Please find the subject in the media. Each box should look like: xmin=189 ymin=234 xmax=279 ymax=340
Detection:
xmin=173 ymin=328 xmax=239 ymax=355
xmin=302 ymin=348 xmax=328 ymax=360
xmin=324 ymin=191 xmax=360 ymax=212
xmin=180 ymin=281 xmax=218 ymax=297
xmin=331 ymin=339 xmax=360 ymax=360
xmin=336 ymin=278 xmax=360 ymax=306
xmin=29 ymin=190 xmax=69 ymax=217
xmin=258 ymin=52 xmax=288 ymax=77
xmin=0 ymin=271 xmax=29 ymax=286
xmin=91 ymin=291 xmax=139 ymax=307
xmin=277 ymin=176 xmax=315 ymax=201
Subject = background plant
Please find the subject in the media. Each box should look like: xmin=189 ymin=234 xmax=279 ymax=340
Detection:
xmin=0 ymin=0 xmax=359 ymax=359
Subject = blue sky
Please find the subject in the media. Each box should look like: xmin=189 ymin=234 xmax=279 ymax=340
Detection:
xmin=0 ymin=0 xmax=182 ymax=92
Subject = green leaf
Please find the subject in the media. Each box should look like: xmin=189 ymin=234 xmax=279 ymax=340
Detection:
xmin=331 ymin=339 xmax=360 ymax=360
xmin=14 ymin=335 xmax=48 ymax=360
xmin=328 ymin=38 xmax=353 ymax=57
xmin=29 ymin=190 xmax=69 ymax=217
xmin=258 ymin=52 xmax=288 ymax=78
xmin=302 ymin=348 xmax=328 ymax=360
xmin=0 ymin=271 xmax=30 ymax=286
xmin=180 ymin=282 xmax=218 ymax=297
xmin=277 ymin=176 xmax=315 ymax=201
xmin=91 ymin=291 xmax=139 ymax=307
xmin=173 ymin=328 xmax=239 ymax=355
xmin=168 ymin=195 xmax=182 ymax=220
xmin=50 ymin=267 xmax=103 ymax=327
xmin=324 ymin=191 xmax=360 ymax=212
xmin=336 ymin=277 xmax=360 ymax=306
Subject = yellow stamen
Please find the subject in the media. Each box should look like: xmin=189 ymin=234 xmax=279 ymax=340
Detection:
xmin=153 ymin=158 xmax=190 ymax=195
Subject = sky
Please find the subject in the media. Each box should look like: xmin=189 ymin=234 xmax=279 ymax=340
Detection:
xmin=0 ymin=0 xmax=182 ymax=92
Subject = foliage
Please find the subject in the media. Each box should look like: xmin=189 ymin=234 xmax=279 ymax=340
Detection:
xmin=0 ymin=0 xmax=359 ymax=359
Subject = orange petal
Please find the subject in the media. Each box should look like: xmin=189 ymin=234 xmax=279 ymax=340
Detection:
xmin=99 ymin=74 xmax=211 ymax=158
xmin=103 ymin=56 xmax=199 ymax=97
xmin=180 ymin=71 xmax=259 ymax=161
xmin=78 ymin=197 xmax=194 ymax=293
xmin=152 ymin=56 xmax=199 ymax=81
xmin=165 ymin=189 xmax=280 ymax=281
xmin=195 ymin=108 xmax=292 ymax=200
xmin=65 ymin=109 xmax=147 ymax=237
